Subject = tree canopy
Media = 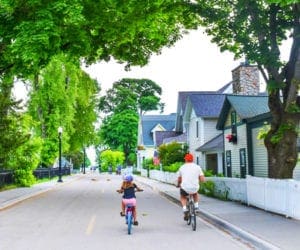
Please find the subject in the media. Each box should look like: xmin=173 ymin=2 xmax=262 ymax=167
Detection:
xmin=0 ymin=0 xmax=197 ymax=78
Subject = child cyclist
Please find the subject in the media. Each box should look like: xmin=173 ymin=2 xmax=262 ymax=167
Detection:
xmin=117 ymin=174 xmax=143 ymax=226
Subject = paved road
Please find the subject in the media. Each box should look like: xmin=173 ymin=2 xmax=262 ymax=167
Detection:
xmin=0 ymin=174 xmax=250 ymax=250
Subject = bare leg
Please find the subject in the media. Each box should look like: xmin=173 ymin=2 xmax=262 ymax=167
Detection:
xmin=133 ymin=207 xmax=137 ymax=221
xmin=180 ymin=195 xmax=188 ymax=208
xmin=121 ymin=201 xmax=125 ymax=214
xmin=192 ymin=193 xmax=199 ymax=203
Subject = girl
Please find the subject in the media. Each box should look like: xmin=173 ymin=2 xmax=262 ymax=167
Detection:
xmin=117 ymin=174 xmax=143 ymax=225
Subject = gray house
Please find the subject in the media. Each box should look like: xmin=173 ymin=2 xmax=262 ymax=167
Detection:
xmin=216 ymin=94 xmax=300 ymax=179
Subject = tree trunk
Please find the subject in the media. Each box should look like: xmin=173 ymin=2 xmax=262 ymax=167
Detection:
xmin=265 ymin=112 xmax=298 ymax=179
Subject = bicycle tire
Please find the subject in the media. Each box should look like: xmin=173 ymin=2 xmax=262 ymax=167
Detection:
xmin=127 ymin=211 xmax=133 ymax=234
xmin=190 ymin=202 xmax=196 ymax=231
xmin=186 ymin=203 xmax=191 ymax=225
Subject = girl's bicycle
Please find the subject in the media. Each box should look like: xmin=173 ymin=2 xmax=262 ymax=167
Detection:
xmin=117 ymin=189 xmax=143 ymax=235
xmin=125 ymin=203 xmax=134 ymax=234
xmin=186 ymin=193 xmax=197 ymax=231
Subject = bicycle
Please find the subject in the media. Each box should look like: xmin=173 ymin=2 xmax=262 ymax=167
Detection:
xmin=117 ymin=189 xmax=143 ymax=235
xmin=125 ymin=203 xmax=134 ymax=234
xmin=186 ymin=193 xmax=197 ymax=231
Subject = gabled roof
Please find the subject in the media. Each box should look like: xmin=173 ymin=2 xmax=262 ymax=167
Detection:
xmin=187 ymin=94 xmax=226 ymax=118
xmin=163 ymin=132 xmax=187 ymax=144
xmin=216 ymin=95 xmax=269 ymax=130
xmin=142 ymin=113 xmax=176 ymax=146
xmin=196 ymin=133 xmax=223 ymax=152
xmin=155 ymin=131 xmax=180 ymax=147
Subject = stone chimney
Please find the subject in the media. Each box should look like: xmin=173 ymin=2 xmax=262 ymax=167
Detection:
xmin=232 ymin=61 xmax=260 ymax=95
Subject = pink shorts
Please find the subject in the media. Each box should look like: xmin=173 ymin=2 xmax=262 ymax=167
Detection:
xmin=122 ymin=198 xmax=136 ymax=207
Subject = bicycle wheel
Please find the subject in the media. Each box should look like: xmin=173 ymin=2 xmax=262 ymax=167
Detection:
xmin=186 ymin=202 xmax=191 ymax=225
xmin=127 ymin=212 xmax=133 ymax=234
xmin=190 ymin=203 xmax=196 ymax=231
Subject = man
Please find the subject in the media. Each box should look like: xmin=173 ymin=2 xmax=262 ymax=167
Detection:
xmin=177 ymin=153 xmax=205 ymax=220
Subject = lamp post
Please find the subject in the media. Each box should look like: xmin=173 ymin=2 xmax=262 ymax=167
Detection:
xmin=58 ymin=126 xmax=63 ymax=182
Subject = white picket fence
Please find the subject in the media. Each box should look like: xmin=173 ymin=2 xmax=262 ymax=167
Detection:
xmin=246 ymin=176 xmax=300 ymax=220
xmin=141 ymin=169 xmax=300 ymax=220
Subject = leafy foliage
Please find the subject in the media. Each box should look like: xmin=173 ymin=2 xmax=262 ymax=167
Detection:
xmin=158 ymin=142 xmax=188 ymax=166
xmin=99 ymin=78 xmax=164 ymax=115
xmin=99 ymin=110 xmax=138 ymax=164
xmin=28 ymin=55 xmax=99 ymax=166
xmin=162 ymin=162 xmax=182 ymax=173
xmin=99 ymin=150 xmax=125 ymax=172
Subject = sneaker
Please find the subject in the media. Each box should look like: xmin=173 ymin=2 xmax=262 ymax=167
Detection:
xmin=133 ymin=221 xmax=139 ymax=226
xmin=120 ymin=212 xmax=125 ymax=217
xmin=183 ymin=211 xmax=189 ymax=221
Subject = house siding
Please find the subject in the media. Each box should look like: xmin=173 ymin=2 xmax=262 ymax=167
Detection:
xmin=251 ymin=127 xmax=268 ymax=177
xmin=294 ymin=159 xmax=300 ymax=180
xmin=188 ymin=110 xmax=204 ymax=166
xmin=189 ymin=113 xmax=220 ymax=170
xmin=224 ymin=124 xmax=248 ymax=177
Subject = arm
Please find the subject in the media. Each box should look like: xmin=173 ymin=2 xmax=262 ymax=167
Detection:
xmin=133 ymin=183 xmax=143 ymax=192
xmin=199 ymin=175 xmax=205 ymax=183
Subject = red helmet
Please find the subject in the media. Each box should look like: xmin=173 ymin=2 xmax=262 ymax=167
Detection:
xmin=184 ymin=153 xmax=193 ymax=162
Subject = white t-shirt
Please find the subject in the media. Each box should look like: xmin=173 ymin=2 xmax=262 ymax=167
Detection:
xmin=177 ymin=162 xmax=204 ymax=194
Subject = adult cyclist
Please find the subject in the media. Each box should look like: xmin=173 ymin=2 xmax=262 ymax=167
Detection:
xmin=177 ymin=153 xmax=205 ymax=221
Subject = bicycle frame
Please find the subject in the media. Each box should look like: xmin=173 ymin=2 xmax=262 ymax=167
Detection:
xmin=125 ymin=204 xmax=134 ymax=234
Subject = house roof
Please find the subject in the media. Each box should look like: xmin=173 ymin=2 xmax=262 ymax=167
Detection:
xmin=155 ymin=131 xmax=179 ymax=147
xmin=163 ymin=132 xmax=187 ymax=144
xmin=142 ymin=113 xmax=176 ymax=146
xmin=196 ymin=133 xmax=223 ymax=152
xmin=216 ymin=95 xmax=269 ymax=130
xmin=188 ymin=94 xmax=226 ymax=118
xmin=175 ymin=91 xmax=216 ymax=131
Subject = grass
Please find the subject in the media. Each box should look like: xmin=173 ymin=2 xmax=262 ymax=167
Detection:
xmin=0 ymin=184 xmax=18 ymax=192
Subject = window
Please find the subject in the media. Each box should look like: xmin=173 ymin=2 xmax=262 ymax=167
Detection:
xmin=196 ymin=121 xmax=199 ymax=138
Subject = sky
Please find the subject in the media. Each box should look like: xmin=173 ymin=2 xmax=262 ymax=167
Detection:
xmin=83 ymin=28 xmax=243 ymax=115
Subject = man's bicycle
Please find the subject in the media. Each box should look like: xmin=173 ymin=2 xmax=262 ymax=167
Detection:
xmin=186 ymin=193 xmax=197 ymax=231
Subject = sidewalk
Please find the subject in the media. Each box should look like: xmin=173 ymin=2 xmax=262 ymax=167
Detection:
xmin=0 ymin=174 xmax=80 ymax=211
xmin=0 ymin=174 xmax=299 ymax=250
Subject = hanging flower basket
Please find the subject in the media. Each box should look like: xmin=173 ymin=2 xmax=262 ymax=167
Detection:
xmin=226 ymin=134 xmax=237 ymax=143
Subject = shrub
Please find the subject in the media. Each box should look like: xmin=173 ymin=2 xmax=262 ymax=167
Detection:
xmin=158 ymin=142 xmax=188 ymax=166
xmin=13 ymin=168 xmax=36 ymax=187
xmin=199 ymin=180 xmax=215 ymax=197
xmin=162 ymin=162 xmax=182 ymax=173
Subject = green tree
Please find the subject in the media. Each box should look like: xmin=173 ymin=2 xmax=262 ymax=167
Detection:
xmin=0 ymin=1 xmax=196 ymax=79
xmin=99 ymin=149 xmax=125 ymax=172
xmin=0 ymin=75 xmax=30 ymax=169
xmin=28 ymin=55 xmax=98 ymax=166
xmin=0 ymin=0 xmax=195 ymax=172
xmin=99 ymin=78 xmax=164 ymax=148
xmin=99 ymin=78 xmax=164 ymax=114
xmin=188 ymin=1 xmax=300 ymax=179
xmin=99 ymin=110 xmax=138 ymax=165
